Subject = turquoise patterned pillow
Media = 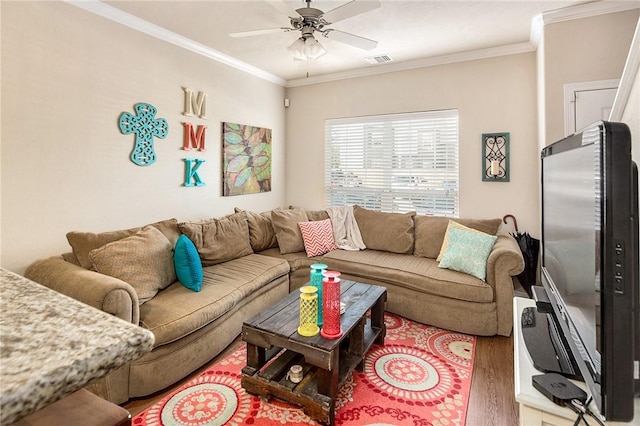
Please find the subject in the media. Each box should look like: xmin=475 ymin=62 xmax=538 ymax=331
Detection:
xmin=174 ymin=234 xmax=203 ymax=291
xmin=438 ymin=227 xmax=497 ymax=281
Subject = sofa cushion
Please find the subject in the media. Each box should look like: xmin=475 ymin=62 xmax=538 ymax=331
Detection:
xmin=257 ymin=247 xmax=322 ymax=274
xmin=298 ymin=219 xmax=338 ymax=257
xmin=66 ymin=218 xmax=180 ymax=269
xmin=271 ymin=208 xmax=309 ymax=254
xmin=139 ymin=254 xmax=290 ymax=346
xmin=437 ymin=220 xmax=498 ymax=261
xmin=438 ymin=227 xmax=498 ymax=281
xmin=353 ymin=206 xmax=415 ymax=254
xmin=235 ymin=208 xmax=278 ymax=252
xmin=178 ymin=212 xmax=253 ymax=266
xmin=414 ymin=216 xmax=502 ymax=259
xmin=321 ymin=249 xmax=494 ymax=303
xmin=174 ymin=234 xmax=203 ymax=292
xmin=287 ymin=206 xmax=329 ymax=221
xmin=305 ymin=209 xmax=330 ymax=221
xmin=88 ymin=226 xmax=176 ymax=305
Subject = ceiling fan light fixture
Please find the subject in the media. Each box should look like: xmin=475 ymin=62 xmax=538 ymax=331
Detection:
xmin=287 ymin=36 xmax=327 ymax=60
xmin=287 ymin=37 xmax=307 ymax=60
xmin=304 ymin=36 xmax=327 ymax=59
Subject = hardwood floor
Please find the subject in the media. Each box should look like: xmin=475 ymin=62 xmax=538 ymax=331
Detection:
xmin=468 ymin=334 xmax=519 ymax=425
xmin=123 ymin=332 xmax=519 ymax=425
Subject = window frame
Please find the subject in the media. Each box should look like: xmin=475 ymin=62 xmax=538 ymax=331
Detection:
xmin=325 ymin=109 xmax=459 ymax=216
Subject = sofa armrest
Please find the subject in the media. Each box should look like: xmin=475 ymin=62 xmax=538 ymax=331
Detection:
xmin=25 ymin=256 xmax=140 ymax=324
xmin=486 ymin=233 xmax=525 ymax=336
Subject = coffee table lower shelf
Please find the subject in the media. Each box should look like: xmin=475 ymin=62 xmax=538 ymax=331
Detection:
xmin=241 ymin=349 xmax=333 ymax=424
xmin=241 ymin=320 xmax=383 ymax=425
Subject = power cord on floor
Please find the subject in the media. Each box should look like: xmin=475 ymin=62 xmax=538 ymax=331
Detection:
xmin=564 ymin=397 xmax=605 ymax=426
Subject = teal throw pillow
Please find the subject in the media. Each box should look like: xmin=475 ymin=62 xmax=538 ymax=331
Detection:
xmin=438 ymin=227 xmax=497 ymax=281
xmin=174 ymin=234 xmax=203 ymax=291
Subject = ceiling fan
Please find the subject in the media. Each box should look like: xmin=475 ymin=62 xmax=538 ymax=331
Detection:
xmin=230 ymin=0 xmax=381 ymax=60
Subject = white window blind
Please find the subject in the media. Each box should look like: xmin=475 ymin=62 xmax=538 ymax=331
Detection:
xmin=325 ymin=110 xmax=459 ymax=216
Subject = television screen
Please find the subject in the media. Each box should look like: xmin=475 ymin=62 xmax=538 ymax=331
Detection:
xmin=540 ymin=121 xmax=637 ymax=422
xmin=542 ymin=127 xmax=601 ymax=373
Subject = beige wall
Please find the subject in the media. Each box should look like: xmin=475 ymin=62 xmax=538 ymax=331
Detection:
xmin=2 ymin=3 xmax=637 ymax=276
xmin=541 ymin=10 xmax=639 ymax=146
xmin=285 ymin=53 xmax=540 ymax=235
xmin=1 ymin=2 xmax=286 ymax=273
xmin=625 ymin=70 xmax=640 ymax=164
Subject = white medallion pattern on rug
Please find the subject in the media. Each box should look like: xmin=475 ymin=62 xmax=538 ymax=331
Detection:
xmin=363 ymin=345 xmax=459 ymax=403
xmin=416 ymin=330 xmax=474 ymax=379
xmin=163 ymin=383 xmax=236 ymax=425
xmin=141 ymin=373 xmax=251 ymax=426
xmin=375 ymin=353 xmax=438 ymax=392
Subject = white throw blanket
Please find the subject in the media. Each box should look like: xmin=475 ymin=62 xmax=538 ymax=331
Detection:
xmin=326 ymin=206 xmax=366 ymax=251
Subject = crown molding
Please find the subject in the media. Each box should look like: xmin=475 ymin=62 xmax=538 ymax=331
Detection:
xmin=610 ymin=18 xmax=640 ymax=120
xmin=286 ymin=42 xmax=535 ymax=88
xmin=67 ymin=0 xmax=638 ymax=89
xmin=66 ymin=0 xmax=287 ymax=87
xmin=530 ymin=1 xmax=640 ymax=47
xmin=540 ymin=0 xmax=639 ymax=26
xmin=289 ymin=1 xmax=640 ymax=87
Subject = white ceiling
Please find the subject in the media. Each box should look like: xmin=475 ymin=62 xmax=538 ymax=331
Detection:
xmin=94 ymin=1 xmax=637 ymax=85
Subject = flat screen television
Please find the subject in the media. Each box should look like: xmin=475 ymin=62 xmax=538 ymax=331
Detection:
xmin=537 ymin=120 xmax=638 ymax=421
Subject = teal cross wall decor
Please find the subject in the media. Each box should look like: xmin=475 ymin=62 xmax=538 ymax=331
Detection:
xmin=119 ymin=103 xmax=169 ymax=166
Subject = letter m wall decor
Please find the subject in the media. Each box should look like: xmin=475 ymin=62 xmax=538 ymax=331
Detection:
xmin=222 ymin=122 xmax=271 ymax=196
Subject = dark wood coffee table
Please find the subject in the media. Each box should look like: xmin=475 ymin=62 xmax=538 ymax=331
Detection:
xmin=241 ymin=280 xmax=387 ymax=425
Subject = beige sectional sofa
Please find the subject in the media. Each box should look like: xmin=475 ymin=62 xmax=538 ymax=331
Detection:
xmin=257 ymin=206 xmax=524 ymax=337
xmin=25 ymin=215 xmax=290 ymax=405
xmin=24 ymin=206 xmax=524 ymax=405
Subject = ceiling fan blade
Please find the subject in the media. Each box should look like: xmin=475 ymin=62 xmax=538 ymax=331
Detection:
xmin=321 ymin=0 xmax=381 ymax=24
xmin=230 ymin=28 xmax=288 ymax=38
xmin=265 ymin=0 xmax=300 ymax=18
xmin=323 ymin=29 xmax=378 ymax=50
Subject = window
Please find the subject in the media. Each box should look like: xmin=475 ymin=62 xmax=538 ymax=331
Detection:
xmin=325 ymin=110 xmax=459 ymax=216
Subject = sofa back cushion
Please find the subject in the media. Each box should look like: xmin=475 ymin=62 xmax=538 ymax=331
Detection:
xmin=271 ymin=208 xmax=309 ymax=254
xmin=305 ymin=209 xmax=330 ymax=221
xmin=178 ymin=212 xmax=253 ymax=266
xmin=88 ymin=226 xmax=176 ymax=305
xmin=234 ymin=208 xmax=278 ymax=252
xmin=353 ymin=206 xmax=416 ymax=254
xmin=414 ymin=216 xmax=502 ymax=259
xmin=66 ymin=218 xmax=180 ymax=269
xmin=287 ymin=206 xmax=329 ymax=222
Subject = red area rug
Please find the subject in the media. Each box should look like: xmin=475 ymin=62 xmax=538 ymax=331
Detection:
xmin=133 ymin=313 xmax=476 ymax=425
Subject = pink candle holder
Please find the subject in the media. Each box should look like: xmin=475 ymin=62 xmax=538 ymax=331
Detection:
xmin=320 ymin=270 xmax=342 ymax=339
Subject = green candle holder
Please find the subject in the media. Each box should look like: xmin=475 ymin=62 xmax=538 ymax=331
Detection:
xmin=310 ymin=263 xmax=327 ymax=326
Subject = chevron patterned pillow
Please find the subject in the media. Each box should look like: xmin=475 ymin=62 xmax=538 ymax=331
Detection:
xmin=298 ymin=219 xmax=338 ymax=257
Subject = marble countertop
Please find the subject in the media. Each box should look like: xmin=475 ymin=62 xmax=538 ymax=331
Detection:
xmin=0 ymin=268 xmax=155 ymax=424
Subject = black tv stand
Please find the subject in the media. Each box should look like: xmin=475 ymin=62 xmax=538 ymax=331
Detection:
xmin=521 ymin=306 xmax=582 ymax=380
